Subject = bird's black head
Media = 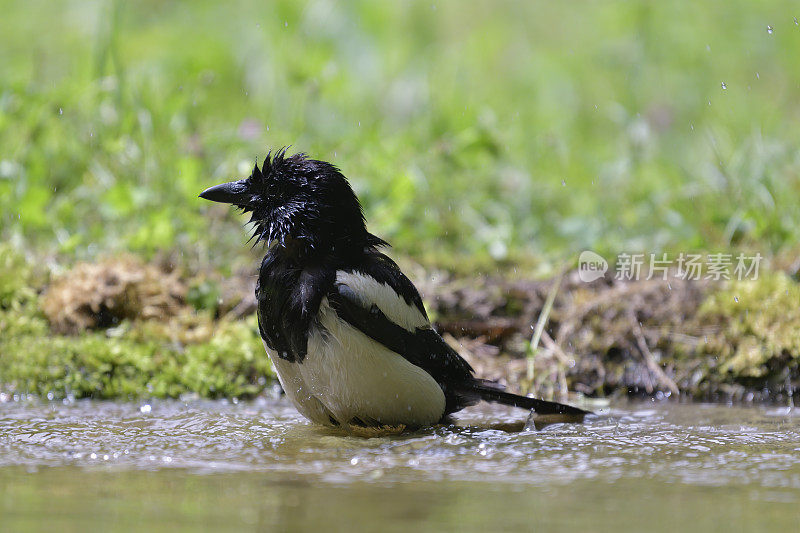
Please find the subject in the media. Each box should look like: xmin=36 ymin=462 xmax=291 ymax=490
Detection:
xmin=200 ymin=149 xmax=386 ymax=259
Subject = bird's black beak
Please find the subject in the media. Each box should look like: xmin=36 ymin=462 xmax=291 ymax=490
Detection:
xmin=199 ymin=179 xmax=251 ymax=205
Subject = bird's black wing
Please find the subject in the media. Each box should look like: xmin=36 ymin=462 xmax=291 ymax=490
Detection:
xmin=329 ymin=251 xmax=590 ymax=418
xmin=327 ymin=278 xmax=478 ymax=414
xmin=329 ymin=251 xmax=477 ymax=413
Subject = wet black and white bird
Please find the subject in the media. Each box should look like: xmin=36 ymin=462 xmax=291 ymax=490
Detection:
xmin=200 ymin=149 xmax=588 ymax=429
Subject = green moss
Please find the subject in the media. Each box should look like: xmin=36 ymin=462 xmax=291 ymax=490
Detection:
xmin=0 ymin=311 xmax=274 ymax=400
xmin=0 ymin=244 xmax=37 ymax=310
xmin=0 ymin=246 xmax=275 ymax=400
xmin=698 ymin=273 xmax=800 ymax=379
xmin=186 ymin=279 xmax=223 ymax=314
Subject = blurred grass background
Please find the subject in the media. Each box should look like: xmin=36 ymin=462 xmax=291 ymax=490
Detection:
xmin=2 ymin=0 xmax=799 ymax=271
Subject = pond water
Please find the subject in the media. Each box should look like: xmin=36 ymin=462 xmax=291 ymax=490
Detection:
xmin=1 ymin=396 xmax=798 ymax=531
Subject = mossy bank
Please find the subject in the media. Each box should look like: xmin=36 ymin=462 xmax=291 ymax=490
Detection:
xmin=1 ymin=244 xmax=798 ymax=403
xmin=0 ymin=246 xmax=273 ymax=401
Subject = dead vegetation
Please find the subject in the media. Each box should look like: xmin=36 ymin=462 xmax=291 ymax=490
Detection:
xmin=422 ymin=272 xmax=712 ymax=400
xmin=41 ymin=255 xmax=186 ymax=334
xmin=424 ymin=269 xmax=798 ymax=402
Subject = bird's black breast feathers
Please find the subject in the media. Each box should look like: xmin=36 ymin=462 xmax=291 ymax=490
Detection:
xmin=256 ymin=250 xmax=335 ymax=362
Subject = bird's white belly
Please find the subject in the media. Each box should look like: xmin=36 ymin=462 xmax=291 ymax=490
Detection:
xmin=265 ymin=299 xmax=446 ymax=427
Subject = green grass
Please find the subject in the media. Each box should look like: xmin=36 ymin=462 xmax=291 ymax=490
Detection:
xmin=2 ymin=1 xmax=800 ymax=270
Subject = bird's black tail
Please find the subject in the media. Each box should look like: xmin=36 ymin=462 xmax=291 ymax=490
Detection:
xmin=456 ymin=380 xmax=590 ymax=416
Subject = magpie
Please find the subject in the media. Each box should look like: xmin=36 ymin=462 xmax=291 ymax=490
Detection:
xmin=200 ymin=149 xmax=588 ymax=429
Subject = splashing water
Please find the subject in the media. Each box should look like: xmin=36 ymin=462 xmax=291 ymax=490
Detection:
xmin=0 ymin=398 xmax=798 ymax=530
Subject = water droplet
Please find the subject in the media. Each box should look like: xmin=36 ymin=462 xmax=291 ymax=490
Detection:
xmin=350 ymin=457 xmax=359 ymax=465
xmin=720 ymin=82 xmax=727 ymax=90
xmin=767 ymin=25 xmax=773 ymax=34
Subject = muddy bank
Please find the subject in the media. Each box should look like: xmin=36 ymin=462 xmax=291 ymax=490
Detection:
xmin=1 ymin=246 xmax=798 ymax=403
xmin=421 ymin=270 xmax=799 ymax=403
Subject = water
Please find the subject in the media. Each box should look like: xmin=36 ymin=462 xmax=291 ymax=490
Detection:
xmin=1 ymin=398 xmax=799 ymax=531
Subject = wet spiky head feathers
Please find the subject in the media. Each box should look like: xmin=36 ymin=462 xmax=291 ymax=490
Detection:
xmin=208 ymin=148 xmax=387 ymax=259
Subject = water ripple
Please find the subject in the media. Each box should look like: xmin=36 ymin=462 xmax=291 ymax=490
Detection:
xmin=1 ymin=398 xmax=799 ymax=488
